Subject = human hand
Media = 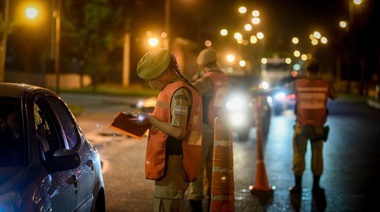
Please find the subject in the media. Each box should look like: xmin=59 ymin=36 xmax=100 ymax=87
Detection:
xmin=129 ymin=113 xmax=151 ymax=125
xmin=137 ymin=113 xmax=151 ymax=125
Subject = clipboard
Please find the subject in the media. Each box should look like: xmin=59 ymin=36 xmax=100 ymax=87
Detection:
xmin=109 ymin=112 xmax=150 ymax=139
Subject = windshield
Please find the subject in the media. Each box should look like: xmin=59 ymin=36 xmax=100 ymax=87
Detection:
xmin=264 ymin=62 xmax=288 ymax=71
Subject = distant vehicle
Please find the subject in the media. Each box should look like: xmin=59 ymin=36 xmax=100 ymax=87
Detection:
xmin=0 ymin=83 xmax=105 ymax=212
xmin=260 ymin=56 xmax=295 ymax=115
xmin=226 ymin=73 xmax=271 ymax=141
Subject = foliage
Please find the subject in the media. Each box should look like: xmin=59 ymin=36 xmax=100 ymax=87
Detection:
xmin=61 ymin=0 xmax=132 ymax=86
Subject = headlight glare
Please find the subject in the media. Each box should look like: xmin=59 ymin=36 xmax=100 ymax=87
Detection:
xmin=229 ymin=113 xmax=245 ymax=126
xmin=0 ymin=192 xmax=22 ymax=212
xmin=274 ymin=92 xmax=286 ymax=100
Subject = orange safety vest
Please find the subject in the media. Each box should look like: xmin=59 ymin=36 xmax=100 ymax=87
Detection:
xmin=203 ymin=71 xmax=230 ymax=127
xmin=295 ymin=78 xmax=329 ymax=126
xmin=145 ymin=80 xmax=203 ymax=181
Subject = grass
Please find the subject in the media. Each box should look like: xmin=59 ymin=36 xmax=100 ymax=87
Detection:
xmin=58 ymin=83 xmax=159 ymax=97
xmin=59 ymin=83 xmax=159 ymax=114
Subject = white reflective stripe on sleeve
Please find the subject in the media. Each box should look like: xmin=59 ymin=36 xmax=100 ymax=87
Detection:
xmin=174 ymin=105 xmax=188 ymax=115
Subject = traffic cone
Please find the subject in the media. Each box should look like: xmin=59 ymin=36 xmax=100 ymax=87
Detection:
xmin=210 ymin=115 xmax=235 ymax=212
xmin=249 ymin=96 xmax=274 ymax=193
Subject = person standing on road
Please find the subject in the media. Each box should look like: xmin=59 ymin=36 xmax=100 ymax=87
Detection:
xmin=188 ymin=48 xmax=230 ymax=211
xmin=288 ymin=58 xmax=337 ymax=196
xmin=135 ymin=48 xmax=203 ymax=212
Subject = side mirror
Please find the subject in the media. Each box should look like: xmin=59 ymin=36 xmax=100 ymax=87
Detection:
xmin=48 ymin=149 xmax=80 ymax=172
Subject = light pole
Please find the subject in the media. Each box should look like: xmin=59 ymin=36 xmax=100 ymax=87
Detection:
xmin=163 ymin=0 xmax=170 ymax=50
xmin=53 ymin=0 xmax=61 ymax=94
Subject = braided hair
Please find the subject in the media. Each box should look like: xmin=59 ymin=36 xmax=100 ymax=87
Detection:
xmin=168 ymin=53 xmax=200 ymax=94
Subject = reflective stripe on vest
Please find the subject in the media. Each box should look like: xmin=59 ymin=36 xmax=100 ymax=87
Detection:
xmin=295 ymin=78 xmax=328 ymax=126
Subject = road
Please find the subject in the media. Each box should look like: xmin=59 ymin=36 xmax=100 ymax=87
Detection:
xmin=61 ymin=93 xmax=380 ymax=211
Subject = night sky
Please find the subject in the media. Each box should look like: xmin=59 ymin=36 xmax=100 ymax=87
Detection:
xmin=167 ymin=0 xmax=378 ymax=47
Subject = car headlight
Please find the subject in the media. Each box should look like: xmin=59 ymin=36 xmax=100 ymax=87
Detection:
xmin=266 ymin=96 xmax=273 ymax=104
xmin=226 ymin=95 xmax=247 ymax=110
xmin=229 ymin=112 xmax=247 ymax=126
xmin=259 ymin=81 xmax=270 ymax=90
xmin=0 ymin=192 xmax=22 ymax=212
xmin=226 ymin=93 xmax=252 ymax=127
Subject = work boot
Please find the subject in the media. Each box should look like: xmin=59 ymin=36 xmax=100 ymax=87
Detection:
xmin=289 ymin=185 xmax=302 ymax=194
xmin=312 ymin=175 xmax=325 ymax=196
xmin=289 ymin=174 xmax=302 ymax=210
xmin=289 ymin=175 xmax=302 ymax=194
xmin=312 ymin=175 xmax=322 ymax=193
xmin=189 ymin=200 xmax=202 ymax=212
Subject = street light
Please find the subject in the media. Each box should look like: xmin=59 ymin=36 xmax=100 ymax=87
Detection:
xmin=53 ymin=0 xmax=62 ymax=94
xmin=25 ymin=7 xmax=39 ymax=19
xmin=1 ymin=1 xmax=42 ymax=82
xmin=148 ymin=37 xmax=160 ymax=47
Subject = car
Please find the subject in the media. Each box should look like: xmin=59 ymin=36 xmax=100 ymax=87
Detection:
xmin=226 ymin=73 xmax=271 ymax=141
xmin=0 ymin=82 xmax=105 ymax=212
xmin=268 ymin=88 xmax=296 ymax=115
xmin=261 ymin=76 xmax=296 ymax=115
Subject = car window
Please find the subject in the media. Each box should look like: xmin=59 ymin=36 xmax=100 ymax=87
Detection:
xmin=34 ymin=104 xmax=52 ymax=156
xmin=46 ymin=96 xmax=79 ymax=149
xmin=34 ymin=100 xmax=63 ymax=162
xmin=0 ymin=99 xmax=24 ymax=166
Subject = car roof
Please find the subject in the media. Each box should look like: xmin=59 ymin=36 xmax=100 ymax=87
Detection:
xmin=0 ymin=82 xmax=57 ymax=99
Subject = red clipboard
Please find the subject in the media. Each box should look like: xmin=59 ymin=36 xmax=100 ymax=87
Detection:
xmin=109 ymin=112 xmax=149 ymax=140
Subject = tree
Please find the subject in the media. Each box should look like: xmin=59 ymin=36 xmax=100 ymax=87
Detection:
xmin=0 ymin=0 xmax=10 ymax=82
xmin=61 ymin=0 xmax=132 ymax=90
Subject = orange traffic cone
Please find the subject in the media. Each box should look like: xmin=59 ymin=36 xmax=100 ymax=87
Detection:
xmin=210 ymin=115 xmax=235 ymax=212
xmin=249 ymin=96 xmax=274 ymax=193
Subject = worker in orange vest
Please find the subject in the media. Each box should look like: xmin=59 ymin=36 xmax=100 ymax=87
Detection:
xmin=188 ymin=48 xmax=230 ymax=211
xmin=135 ymin=48 xmax=203 ymax=212
xmin=288 ymin=58 xmax=337 ymax=197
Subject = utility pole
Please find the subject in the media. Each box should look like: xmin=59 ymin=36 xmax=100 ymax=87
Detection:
xmin=163 ymin=0 xmax=170 ymax=50
xmin=54 ymin=0 xmax=62 ymax=94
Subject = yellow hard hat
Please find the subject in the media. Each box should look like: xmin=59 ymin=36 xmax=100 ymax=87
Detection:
xmin=137 ymin=48 xmax=171 ymax=80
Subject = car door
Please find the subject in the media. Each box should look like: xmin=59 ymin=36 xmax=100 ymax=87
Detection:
xmin=33 ymin=97 xmax=79 ymax=211
xmin=44 ymin=96 xmax=96 ymax=210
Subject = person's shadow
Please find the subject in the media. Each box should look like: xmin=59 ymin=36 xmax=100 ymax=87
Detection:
xmin=289 ymin=191 xmax=302 ymax=212
xmin=289 ymin=189 xmax=327 ymax=212
xmin=312 ymin=189 xmax=327 ymax=211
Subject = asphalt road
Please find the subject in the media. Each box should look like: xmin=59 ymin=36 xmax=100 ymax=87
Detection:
xmin=61 ymin=93 xmax=380 ymax=212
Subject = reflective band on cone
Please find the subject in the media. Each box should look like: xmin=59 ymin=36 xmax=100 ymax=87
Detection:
xmin=210 ymin=116 xmax=235 ymax=212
